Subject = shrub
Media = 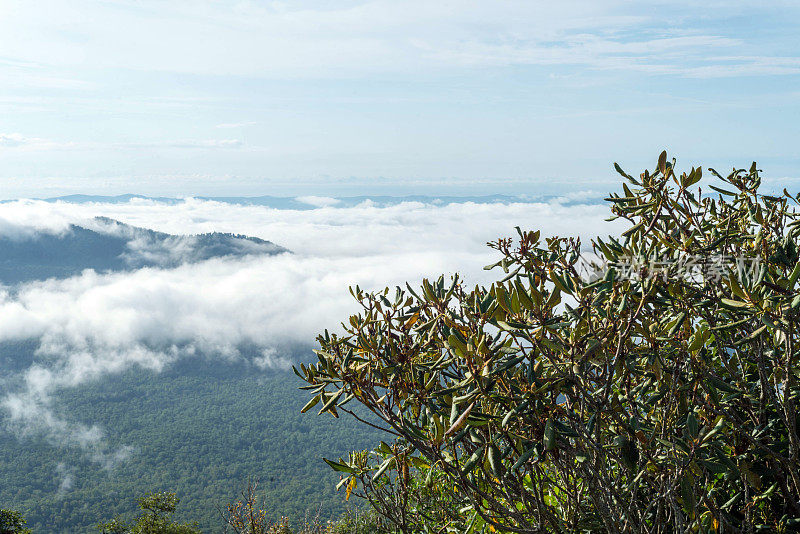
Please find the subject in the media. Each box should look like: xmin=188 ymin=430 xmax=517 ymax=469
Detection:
xmin=220 ymin=478 xmax=291 ymax=534
xmin=298 ymin=153 xmax=800 ymax=533
xmin=0 ymin=509 xmax=32 ymax=534
xmin=97 ymin=492 xmax=200 ymax=534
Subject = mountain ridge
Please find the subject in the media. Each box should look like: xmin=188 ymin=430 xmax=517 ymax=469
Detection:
xmin=0 ymin=217 xmax=288 ymax=285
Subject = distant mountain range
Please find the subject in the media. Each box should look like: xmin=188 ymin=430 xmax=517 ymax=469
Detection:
xmin=0 ymin=193 xmax=600 ymax=209
xmin=0 ymin=217 xmax=287 ymax=285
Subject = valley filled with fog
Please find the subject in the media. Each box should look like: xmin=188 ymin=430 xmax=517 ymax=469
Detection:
xmin=0 ymin=195 xmax=620 ymax=530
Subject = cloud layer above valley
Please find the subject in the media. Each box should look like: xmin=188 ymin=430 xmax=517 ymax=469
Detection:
xmin=0 ymin=197 xmax=622 ymax=463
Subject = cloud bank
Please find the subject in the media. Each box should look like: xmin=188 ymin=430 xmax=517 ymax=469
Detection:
xmin=0 ymin=197 xmax=622 ymax=466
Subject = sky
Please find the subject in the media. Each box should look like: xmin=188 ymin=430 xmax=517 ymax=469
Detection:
xmin=1 ymin=0 xmax=799 ymax=198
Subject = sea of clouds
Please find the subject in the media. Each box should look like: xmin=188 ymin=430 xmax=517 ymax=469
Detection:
xmin=0 ymin=196 xmax=622 ymax=465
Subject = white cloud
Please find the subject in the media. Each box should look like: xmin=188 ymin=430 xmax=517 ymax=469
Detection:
xmin=0 ymin=197 xmax=622 ymax=462
xmin=295 ymin=195 xmax=341 ymax=208
xmin=253 ymin=348 xmax=291 ymax=370
xmin=0 ymin=133 xmax=29 ymax=148
xmin=0 ymin=133 xmax=75 ymax=151
xmin=56 ymin=463 xmax=75 ymax=494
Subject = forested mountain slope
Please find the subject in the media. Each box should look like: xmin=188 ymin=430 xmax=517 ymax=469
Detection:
xmin=0 ymin=222 xmax=376 ymax=532
xmin=0 ymin=217 xmax=287 ymax=284
xmin=0 ymin=355 xmax=375 ymax=532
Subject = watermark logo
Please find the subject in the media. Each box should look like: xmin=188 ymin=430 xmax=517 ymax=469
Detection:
xmin=577 ymin=254 xmax=760 ymax=283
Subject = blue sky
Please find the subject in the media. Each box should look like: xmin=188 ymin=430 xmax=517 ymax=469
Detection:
xmin=1 ymin=0 xmax=798 ymax=198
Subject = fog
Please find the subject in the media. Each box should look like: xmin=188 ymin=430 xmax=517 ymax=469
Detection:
xmin=0 ymin=196 xmax=621 ymax=463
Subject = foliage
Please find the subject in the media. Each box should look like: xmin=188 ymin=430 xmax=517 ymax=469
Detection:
xmin=326 ymin=451 xmax=458 ymax=531
xmin=221 ymin=478 xmax=292 ymax=534
xmin=96 ymin=492 xmax=200 ymax=534
xmin=89 ymin=484 xmax=391 ymax=534
xmin=219 ymin=478 xmax=390 ymax=534
xmin=0 ymin=509 xmax=32 ymax=534
xmin=325 ymin=507 xmax=390 ymax=534
xmin=298 ymin=153 xmax=800 ymax=533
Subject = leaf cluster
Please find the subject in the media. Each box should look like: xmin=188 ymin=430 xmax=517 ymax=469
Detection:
xmin=0 ymin=509 xmax=32 ymax=534
xmin=298 ymin=153 xmax=800 ymax=533
xmin=96 ymin=492 xmax=201 ymax=534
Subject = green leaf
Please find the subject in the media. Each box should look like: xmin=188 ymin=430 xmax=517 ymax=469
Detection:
xmin=687 ymin=328 xmax=709 ymax=352
xmin=488 ymin=444 xmax=504 ymax=477
xmin=709 ymin=185 xmax=737 ymax=196
xmin=684 ymin=167 xmax=702 ymax=187
xmin=680 ymin=473 xmax=696 ymax=516
xmin=707 ymin=376 xmax=739 ymax=394
xmin=667 ymin=311 xmax=687 ymax=336
xmin=501 ymin=398 xmax=529 ymax=428
xmin=323 ymin=458 xmax=354 ymax=474
xmin=788 ymin=260 xmax=800 ymax=289
xmin=372 ymin=457 xmax=394 ymax=482
xmin=461 ymin=446 xmax=485 ymax=475
xmin=300 ymin=395 xmax=320 ymax=414
xmin=511 ymin=446 xmax=537 ymax=472
xmin=464 ymin=511 xmax=479 ymax=534
xmin=622 ymin=221 xmax=644 ymax=238
xmin=318 ymin=389 xmax=344 ymax=415
xmin=721 ymin=298 xmax=749 ymax=309
xmin=613 ymin=162 xmax=633 ymax=180
xmin=686 ymin=412 xmax=698 ymax=438
xmin=736 ymin=324 xmax=767 ymax=345
xmin=543 ymin=419 xmax=556 ymax=451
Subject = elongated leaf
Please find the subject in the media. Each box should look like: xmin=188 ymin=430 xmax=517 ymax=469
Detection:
xmin=324 ymin=458 xmax=354 ymax=474
xmin=444 ymin=401 xmax=476 ymax=438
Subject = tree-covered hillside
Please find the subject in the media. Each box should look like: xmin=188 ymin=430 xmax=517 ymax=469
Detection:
xmin=0 ymin=217 xmax=287 ymax=284
xmin=0 ymin=355 xmax=379 ymax=532
xmin=0 ymin=219 xmax=364 ymax=531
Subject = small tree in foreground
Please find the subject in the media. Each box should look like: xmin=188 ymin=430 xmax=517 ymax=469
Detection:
xmin=97 ymin=492 xmax=200 ymax=534
xmin=298 ymin=153 xmax=800 ymax=533
xmin=0 ymin=509 xmax=32 ymax=534
xmin=220 ymin=478 xmax=291 ymax=534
